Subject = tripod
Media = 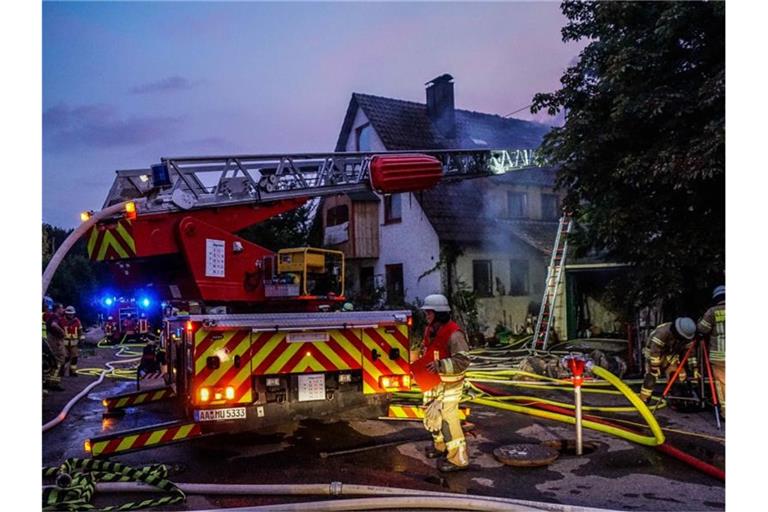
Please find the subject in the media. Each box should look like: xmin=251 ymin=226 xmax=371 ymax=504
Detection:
xmin=653 ymin=335 xmax=721 ymax=430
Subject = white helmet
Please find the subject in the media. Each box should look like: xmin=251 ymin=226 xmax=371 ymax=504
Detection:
xmin=674 ymin=317 xmax=696 ymax=340
xmin=420 ymin=294 xmax=451 ymax=312
xmin=64 ymin=306 xmax=76 ymax=315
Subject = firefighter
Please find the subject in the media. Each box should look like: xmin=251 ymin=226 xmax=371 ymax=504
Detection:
xmin=104 ymin=315 xmax=116 ymax=341
xmin=697 ymin=285 xmax=725 ymax=417
xmin=138 ymin=313 xmax=149 ymax=339
xmin=123 ymin=313 xmax=135 ymax=334
xmin=419 ymin=294 xmax=471 ymax=472
xmin=639 ymin=317 xmax=698 ymax=403
xmin=45 ymin=303 xmax=67 ymax=391
xmin=61 ymin=306 xmax=83 ymax=377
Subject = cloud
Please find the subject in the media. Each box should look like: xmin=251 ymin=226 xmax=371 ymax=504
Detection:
xmin=43 ymin=103 xmax=181 ymax=150
xmin=130 ymin=75 xmax=200 ymax=95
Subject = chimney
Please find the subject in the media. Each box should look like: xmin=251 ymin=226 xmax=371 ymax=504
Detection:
xmin=425 ymin=74 xmax=456 ymax=139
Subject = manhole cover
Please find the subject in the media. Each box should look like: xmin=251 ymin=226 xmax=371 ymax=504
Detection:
xmin=493 ymin=443 xmax=560 ymax=467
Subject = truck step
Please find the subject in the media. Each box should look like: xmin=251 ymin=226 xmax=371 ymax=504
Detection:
xmin=102 ymin=386 xmax=175 ymax=411
xmin=85 ymin=420 xmax=207 ymax=458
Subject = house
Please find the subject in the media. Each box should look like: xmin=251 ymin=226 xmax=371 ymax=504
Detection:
xmin=324 ymin=74 xmax=566 ymax=337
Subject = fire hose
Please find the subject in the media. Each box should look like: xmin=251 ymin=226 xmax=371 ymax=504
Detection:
xmin=42 ymin=458 xmax=614 ymax=512
xmin=42 ymin=201 xmax=127 ymax=297
xmin=42 ymin=351 xmax=141 ymax=432
xmin=466 ymin=366 xmax=724 ymax=481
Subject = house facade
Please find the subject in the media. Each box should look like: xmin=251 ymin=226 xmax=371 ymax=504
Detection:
xmin=323 ymin=74 xmax=564 ymax=336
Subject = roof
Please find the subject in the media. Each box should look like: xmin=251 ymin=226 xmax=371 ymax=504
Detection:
xmin=335 ymin=93 xmax=551 ymax=151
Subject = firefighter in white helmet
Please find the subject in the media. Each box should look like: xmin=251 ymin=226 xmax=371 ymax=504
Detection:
xmin=419 ymin=294 xmax=471 ymax=472
xmin=697 ymin=285 xmax=725 ymax=417
xmin=639 ymin=317 xmax=698 ymax=403
xmin=61 ymin=305 xmax=84 ymax=377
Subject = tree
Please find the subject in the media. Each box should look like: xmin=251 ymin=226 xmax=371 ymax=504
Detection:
xmin=43 ymin=224 xmax=106 ymax=323
xmin=237 ymin=201 xmax=314 ymax=251
xmin=531 ymin=1 xmax=724 ymax=316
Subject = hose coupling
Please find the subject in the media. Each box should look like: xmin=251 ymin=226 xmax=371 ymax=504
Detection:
xmin=329 ymin=481 xmax=343 ymax=496
xmin=55 ymin=472 xmax=73 ymax=488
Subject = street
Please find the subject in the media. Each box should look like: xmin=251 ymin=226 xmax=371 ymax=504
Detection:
xmin=43 ymin=345 xmax=725 ymax=511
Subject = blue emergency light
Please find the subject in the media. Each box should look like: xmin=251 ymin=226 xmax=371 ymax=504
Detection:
xmin=140 ymin=298 xmax=151 ymax=308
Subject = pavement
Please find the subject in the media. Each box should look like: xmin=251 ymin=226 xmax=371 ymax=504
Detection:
xmin=42 ymin=343 xmax=725 ymax=511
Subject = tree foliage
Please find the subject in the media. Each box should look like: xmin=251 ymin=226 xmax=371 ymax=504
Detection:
xmin=238 ymin=202 xmax=314 ymax=251
xmin=531 ymin=1 xmax=724 ymax=315
xmin=43 ymin=224 xmax=106 ymax=323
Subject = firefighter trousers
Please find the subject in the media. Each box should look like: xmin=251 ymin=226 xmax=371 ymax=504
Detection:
xmin=46 ymin=336 xmax=66 ymax=384
xmin=64 ymin=338 xmax=80 ymax=375
xmin=423 ymin=379 xmax=468 ymax=468
xmin=711 ymin=360 xmax=725 ymax=417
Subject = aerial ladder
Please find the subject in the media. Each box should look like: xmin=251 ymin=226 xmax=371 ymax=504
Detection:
xmin=80 ymin=148 xmax=543 ymax=457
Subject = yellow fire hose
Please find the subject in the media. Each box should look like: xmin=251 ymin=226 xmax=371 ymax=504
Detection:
xmin=466 ymin=365 xmax=665 ymax=447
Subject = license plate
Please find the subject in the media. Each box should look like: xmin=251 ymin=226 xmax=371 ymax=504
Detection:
xmin=194 ymin=407 xmax=246 ymax=422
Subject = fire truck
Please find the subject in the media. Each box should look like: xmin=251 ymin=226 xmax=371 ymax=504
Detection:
xmin=83 ymin=149 xmax=540 ymax=457
xmin=98 ymin=295 xmax=158 ymax=343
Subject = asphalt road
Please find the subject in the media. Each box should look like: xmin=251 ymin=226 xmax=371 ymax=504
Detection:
xmin=42 ymin=345 xmax=725 ymax=511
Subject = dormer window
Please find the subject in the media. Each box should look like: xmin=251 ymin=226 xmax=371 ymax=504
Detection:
xmin=541 ymin=193 xmax=560 ymax=220
xmin=507 ymin=191 xmax=528 ymax=219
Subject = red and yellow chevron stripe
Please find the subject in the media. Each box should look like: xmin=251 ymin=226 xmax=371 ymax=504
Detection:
xmin=362 ymin=325 xmax=411 ymax=394
xmin=86 ymin=219 xmax=136 ymax=261
xmin=191 ymin=324 xmax=412 ymax=404
xmin=250 ymin=329 xmax=363 ymax=375
xmin=387 ymin=404 xmax=470 ymax=420
xmin=102 ymin=387 xmax=174 ymax=411
xmin=193 ymin=329 xmax=254 ymax=406
xmin=87 ymin=422 xmax=202 ymax=458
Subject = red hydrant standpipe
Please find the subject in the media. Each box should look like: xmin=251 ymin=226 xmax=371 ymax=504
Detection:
xmin=564 ymin=354 xmax=587 ymax=455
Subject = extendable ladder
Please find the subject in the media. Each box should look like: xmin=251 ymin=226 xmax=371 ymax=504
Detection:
xmin=101 ymin=148 xmax=544 ymax=215
xmin=531 ymin=213 xmax=573 ymax=351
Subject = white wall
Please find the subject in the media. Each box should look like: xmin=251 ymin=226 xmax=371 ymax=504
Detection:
xmin=344 ymin=109 xmax=386 ymax=151
xmin=343 ymin=107 xmax=442 ymax=304
xmin=376 ymin=192 xmax=442 ymax=304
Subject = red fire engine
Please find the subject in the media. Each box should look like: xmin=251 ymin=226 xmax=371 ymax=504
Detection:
xmin=99 ymin=296 xmax=156 ymax=343
xmin=83 ymin=149 xmax=538 ymax=457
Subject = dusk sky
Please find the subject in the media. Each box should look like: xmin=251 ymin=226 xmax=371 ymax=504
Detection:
xmin=43 ymin=1 xmax=585 ymax=228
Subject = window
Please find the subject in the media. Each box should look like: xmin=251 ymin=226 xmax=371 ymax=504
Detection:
xmin=384 ymin=194 xmax=402 ymax=224
xmin=507 ymin=192 xmax=527 ymax=219
xmin=385 ymin=264 xmax=404 ymax=305
xmin=326 ymin=205 xmax=349 ymax=226
xmin=472 ymin=260 xmax=493 ymax=297
xmin=356 ymin=123 xmax=372 ymax=151
xmin=541 ymin=193 xmax=560 ymax=220
xmin=509 ymin=259 xmax=530 ymax=296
